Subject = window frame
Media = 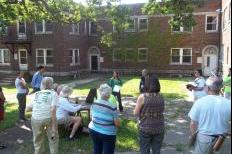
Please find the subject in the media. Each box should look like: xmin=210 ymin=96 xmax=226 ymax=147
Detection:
xmin=0 ymin=49 xmax=10 ymax=66
xmin=113 ymin=48 xmax=123 ymax=62
xmin=36 ymin=48 xmax=54 ymax=67
xmin=35 ymin=21 xmax=53 ymax=34
xmin=170 ymin=48 xmax=192 ymax=65
xmin=138 ymin=17 xmax=149 ymax=32
xmin=69 ymin=23 xmax=80 ymax=35
xmin=172 ymin=26 xmax=193 ymax=33
xmin=138 ymin=48 xmax=148 ymax=62
xmin=205 ymin=14 xmax=219 ymax=33
xmin=125 ymin=18 xmax=136 ymax=33
xmin=17 ymin=21 xmax=27 ymax=38
xmin=69 ymin=49 xmax=80 ymax=66
xmin=89 ymin=21 xmax=98 ymax=36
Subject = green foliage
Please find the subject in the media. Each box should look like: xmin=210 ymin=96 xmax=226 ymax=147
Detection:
xmin=143 ymin=0 xmax=205 ymax=28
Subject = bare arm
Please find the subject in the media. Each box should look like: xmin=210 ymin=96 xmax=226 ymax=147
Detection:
xmin=190 ymin=120 xmax=198 ymax=135
xmin=50 ymin=106 xmax=57 ymax=132
xmin=114 ymin=119 xmax=120 ymax=128
xmin=134 ymin=94 xmax=144 ymax=116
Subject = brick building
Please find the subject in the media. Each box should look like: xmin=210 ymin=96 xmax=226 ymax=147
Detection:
xmin=221 ymin=0 xmax=231 ymax=76
xmin=0 ymin=0 xmax=222 ymax=77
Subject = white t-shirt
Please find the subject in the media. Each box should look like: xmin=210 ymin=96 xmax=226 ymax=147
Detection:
xmin=188 ymin=95 xmax=231 ymax=135
xmin=31 ymin=90 xmax=58 ymax=120
xmin=15 ymin=77 xmax=27 ymax=94
xmin=193 ymin=77 xmax=207 ymax=99
xmin=56 ymin=97 xmax=82 ymax=120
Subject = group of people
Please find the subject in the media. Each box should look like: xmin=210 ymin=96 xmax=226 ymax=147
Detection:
xmin=0 ymin=66 xmax=231 ymax=154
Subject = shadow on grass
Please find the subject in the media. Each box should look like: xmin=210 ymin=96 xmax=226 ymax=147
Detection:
xmin=162 ymin=93 xmax=187 ymax=101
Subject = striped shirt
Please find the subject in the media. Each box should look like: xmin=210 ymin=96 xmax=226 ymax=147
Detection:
xmin=89 ymin=99 xmax=119 ymax=136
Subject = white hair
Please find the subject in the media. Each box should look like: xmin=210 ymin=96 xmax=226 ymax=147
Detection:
xmin=206 ymin=76 xmax=223 ymax=92
xmin=60 ymin=86 xmax=73 ymax=98
xmin=40 ymin=77 xmax=54 ymax=90
xmin=99 ymin=84 xmax=112 ymax=98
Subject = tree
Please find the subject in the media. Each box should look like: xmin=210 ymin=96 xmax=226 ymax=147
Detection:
xmin=143 ymin=0 xmax=205 ymax=28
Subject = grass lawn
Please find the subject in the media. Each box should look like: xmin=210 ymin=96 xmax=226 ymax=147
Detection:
xmin=1 ymin=76 xmax=190 ymax=153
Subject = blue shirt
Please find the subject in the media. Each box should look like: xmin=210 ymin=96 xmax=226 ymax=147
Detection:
xmin=188 ymin=95 xmax=231 ymax=135
xmin=89 ymin=99 xmax=119 ymax=136
xmin=31 ymin=71 xmax=43 ymax=89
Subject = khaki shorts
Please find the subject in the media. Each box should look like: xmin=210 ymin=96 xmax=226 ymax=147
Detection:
xmin=57 ymin=117 xmax=73 ymax=127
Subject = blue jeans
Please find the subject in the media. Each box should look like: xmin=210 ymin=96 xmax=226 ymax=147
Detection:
xmin=139 ymin=130 xmax=164 ymax=154
xmin=89 ymin=129 xmax=116 ymax=154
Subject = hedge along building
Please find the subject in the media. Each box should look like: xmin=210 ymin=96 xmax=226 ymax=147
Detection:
xmin=0 ymin=0 xmax=221 ymax=76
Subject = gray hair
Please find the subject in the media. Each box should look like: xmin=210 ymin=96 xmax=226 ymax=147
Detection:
xmin=57 ymin=84 xmax=65 ymax=94
xmin=60 ymin=86 xmax=73 ymax=98
xmin=99 ymin=84 xmax=112 ymax=98
xmin=205 ymin=76 xmax=223 ymax=92
xmin=40 ymin=77 xmax=54 ymax=90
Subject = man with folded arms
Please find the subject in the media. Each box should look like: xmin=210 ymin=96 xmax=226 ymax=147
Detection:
xmin=188 ymin=76 xmax=231 ymax=154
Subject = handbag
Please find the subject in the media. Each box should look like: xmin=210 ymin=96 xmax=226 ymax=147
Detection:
xmin=189 ymin=131 xmax=198 ymax=147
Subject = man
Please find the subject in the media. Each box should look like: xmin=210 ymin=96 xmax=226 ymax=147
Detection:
xmin=188 ymin=76 xmax=231 ymax=154
xmin=15 ymin=72 xmax=28 ymax=122
xmin=31 ymin=66 xmax=45 ymax=93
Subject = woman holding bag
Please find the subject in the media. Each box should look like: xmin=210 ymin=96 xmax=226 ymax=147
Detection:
xmin=108 ymin=71 xmax=123 ymax=112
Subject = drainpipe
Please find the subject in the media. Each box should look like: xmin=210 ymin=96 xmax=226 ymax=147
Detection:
xmin=216 ymin=9 xmax=223 ymax=76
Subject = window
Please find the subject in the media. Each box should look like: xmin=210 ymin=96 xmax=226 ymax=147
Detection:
xmin=172 ymin=25 xmax=193 ymax=33
xmin=229 ymin=3 xmax=231 ymax=20
xmin=125 ymin=48 xmax=137 ymax=62
xmin=69 ymin=23 xmax=79 ymax=35
xmin=125 ymin=18 xmax=136 ymax=32
xmin=138 ymin=48 xmax=148 ymax=62
xmin=69 ymin=49 xmax=80 ymax=65
xmin=139 ymin=18 xmax=148 ymax=32
xmin=35 ymin=21 xmax=53 ymax=34
xmin=36 ymin=49 xmax=53 ymax=66
xmin=113 ymin=48 xmax=124 ymax=61
xmin=17 ymin=21 xmax=26 ymax=38
xmin=0 ymin=49 xmax=10 ymax=65
xmin=89 ymin=22 xmax=97 ymax=36
xmin=171 ymin=48 xmax=192 ymax=65
xmin=0 ymin=26 xmax=7 ymax=35
xmin=206 ymin=15 xmax=218 ymax=32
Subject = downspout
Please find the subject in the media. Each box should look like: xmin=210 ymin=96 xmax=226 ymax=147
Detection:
xmin=217 ymin=9 xmax=223 ymax=76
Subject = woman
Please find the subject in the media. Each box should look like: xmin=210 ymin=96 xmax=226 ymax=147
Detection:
xmin=15 ymin=71 xmax=28 ymax=122
xmin=223 ymin=68 xmax=231 ymax=100
xmin=0 ymin=86 xmax=7 ymax=150
xmin=134 ymin=75 xmax=164 ymax=154
xmin=56 ymin=86 xmax=83 ymax=141
xmin=192 ymin=69 xmax=207 ymax=101
xmin=108 ymin=71 xmax=123 ymax=112
xmin=26 ymin=77 xmax=59 ymax=154
xmin=89 ymin=84 xmax=120 ymax=154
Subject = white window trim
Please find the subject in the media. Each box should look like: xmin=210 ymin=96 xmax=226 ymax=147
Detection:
xmin=125 ymin=48 xmax=136 ymax=62
xmin=205 ymin=14 xmax=219 ymax=33
xmin=138 ymin=48 xmax=148 ymax=62
xmin=69 ymin=23 xmax=80 ymax=35
xmin=172 ymin=26 xmax=193 ymax=33
xmin=17 ymin=21 xmax=27 ymax=38
xmin=69 ymin=49 xmax=80 ymax=66
xmin=138 ymin=17 xmax=149 ymax=32
xmin=113 ymin=48 xmax=122 ymax=62
xmin=35 ymin=21 xmax=53 ymax=34
xmin=89 ymin=21 xmax=97 ymax=36
xmin=36 ymin=48 xmax=54 ymax=67
xmin=0 ymin=49 xmax=10 ymax=66
xmin=125 ymin=18 xmax=136 ymax=33
xmin=170 ymin=48 xmax=192 ymax=65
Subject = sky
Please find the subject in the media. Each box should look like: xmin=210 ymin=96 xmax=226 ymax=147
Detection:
xmin=74 ymin=0 xmax=148 ymax=5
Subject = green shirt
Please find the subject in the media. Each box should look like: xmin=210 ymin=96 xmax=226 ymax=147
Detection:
xmin=108 ymin=78 xmax=123 ymax=89
xmin=224 ymin=76 xmax=231 ymax=93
